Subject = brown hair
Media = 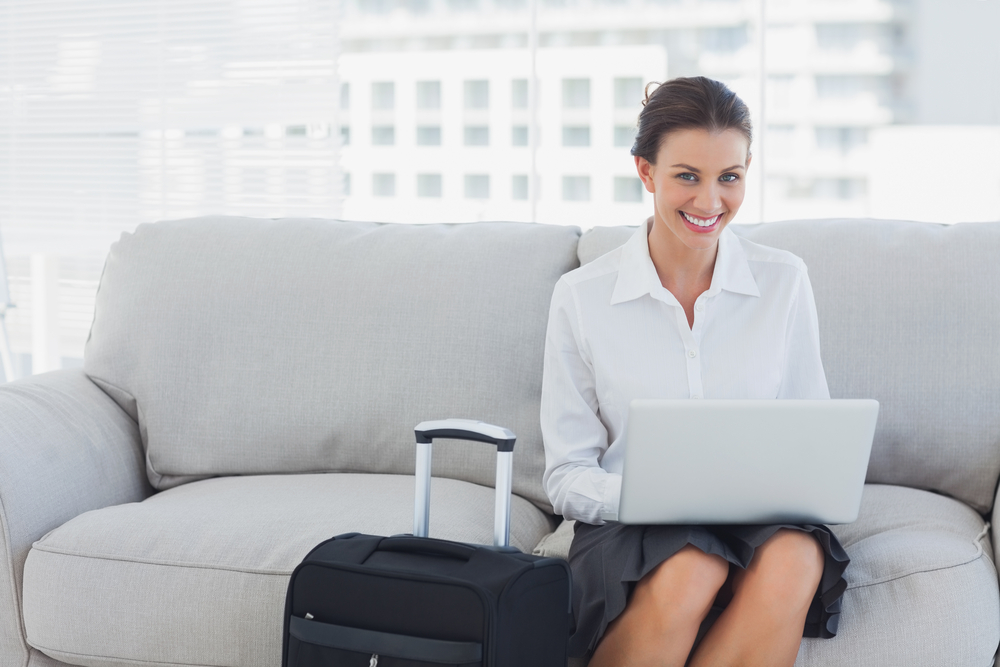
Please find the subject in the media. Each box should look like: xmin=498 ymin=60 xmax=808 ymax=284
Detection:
xmin=631 ymin=77 xmax=753 ymax=164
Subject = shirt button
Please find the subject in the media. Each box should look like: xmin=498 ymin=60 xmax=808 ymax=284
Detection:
xmin=687 ymin=349 xmax=697 ymax=358
xmin=691 ymin=393 xmax=702 ymax=399
xmin=695 ymin=302 xmax=704 ymax=312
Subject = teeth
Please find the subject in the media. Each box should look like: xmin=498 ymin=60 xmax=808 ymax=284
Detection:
xmin=682 ymin=212 xmax=720 ymax=227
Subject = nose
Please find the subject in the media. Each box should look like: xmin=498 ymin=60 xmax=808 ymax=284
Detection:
xmin=693 ymin=181 xmax=722 ymax=213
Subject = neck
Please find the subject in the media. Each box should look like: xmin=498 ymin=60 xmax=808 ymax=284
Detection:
xmin=646 ymin=216 xmax=719 ymax=294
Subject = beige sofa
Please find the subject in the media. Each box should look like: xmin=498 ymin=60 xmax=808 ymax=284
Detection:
xmin=1 ymin=216 xmax=998 ymax=667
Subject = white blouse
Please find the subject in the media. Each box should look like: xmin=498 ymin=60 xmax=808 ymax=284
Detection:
xmin=541 ymin=221 xmax=830 ymax=525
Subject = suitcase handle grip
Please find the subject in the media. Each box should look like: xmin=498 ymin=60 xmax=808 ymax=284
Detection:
xmin=412 ymin=420 xmax=517 ymax=548
xmin=378 ymin=536 xmax=478 ymax=561
xmin=414 ymin=419 xmax=516 ymax=452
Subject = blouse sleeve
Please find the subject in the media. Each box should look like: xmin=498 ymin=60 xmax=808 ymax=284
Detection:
xmin=777 ymin=266 xmax=831 ymax=400
xmin=540 ymin=278 xmax=622 ymax=525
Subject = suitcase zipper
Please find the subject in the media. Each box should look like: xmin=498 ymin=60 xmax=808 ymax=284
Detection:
xmin=369 ymin=655 xmax=378 ymax=667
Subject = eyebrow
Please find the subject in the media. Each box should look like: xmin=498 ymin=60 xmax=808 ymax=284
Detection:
xmin=671 ymin=163 xmax=746 ymax=173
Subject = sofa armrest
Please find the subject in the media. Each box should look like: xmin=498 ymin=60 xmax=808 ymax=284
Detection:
xmin=0 ymin=369 xmax=151 ymax=666
xmin=993 ymin=486 xmax=1000 ymax=573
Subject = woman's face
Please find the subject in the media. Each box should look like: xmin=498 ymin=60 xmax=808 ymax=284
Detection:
xmin=635 ymin=127 xmax=750 ymax=253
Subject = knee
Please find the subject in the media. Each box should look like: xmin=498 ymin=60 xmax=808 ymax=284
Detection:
xmin=743 ymin=529 xmax=825 ymax=605
xmin=635 ymin=545 xmax=730 ymax=617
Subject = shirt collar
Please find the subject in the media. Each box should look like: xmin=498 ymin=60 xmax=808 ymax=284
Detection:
xmin=610 ymin=218 xmax=760 ymax=306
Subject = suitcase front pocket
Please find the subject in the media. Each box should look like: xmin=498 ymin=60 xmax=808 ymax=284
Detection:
xmin=288 ymin=616 xmax=484 ymax=667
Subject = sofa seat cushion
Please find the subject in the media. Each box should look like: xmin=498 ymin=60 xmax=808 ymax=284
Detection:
xmin=536 ymin=484 xmax=999 ymax=666
xmin=796 ymin=484 xmax=999 ymax=666
xmin=22 ymin=473 xmax=555 ymax=667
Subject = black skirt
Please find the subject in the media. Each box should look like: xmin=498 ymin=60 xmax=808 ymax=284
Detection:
xmin=567 ymin=521 xmax=849 ymax=658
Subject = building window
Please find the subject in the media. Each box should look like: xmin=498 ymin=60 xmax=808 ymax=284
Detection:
xmin=813 ymin=177 xmax=868 ymax=200
xmin=417 ymin=173 xmax=442 ymax=197
xmin=815 ymin=75 xmax=878 ymax=100
xmin=340 ymin=125 xmax=350 ymax=145
xmin=464 ymin=125 xmax=489 ymax=146
xmin=815 ymin=23 xmax=865 ymax=52
xmin=815 ymin=126 xmax=868 ymax=153
xmin=340 ymin=82 xmax=350 ymax=110
xmin=512 ymin=79 xmax=528 ymax=109
xmin=562 ymin=175 xmax=590 ymax=201
xmin=512 ymin=125 xmax=528 ymax=146
xmin=372 ymin=173 xmax=395 ymax=197
xmin=417 ymin=125 xmax=441 ymax=146
xmin=512 ymin=174 xmax=528 ymax=200
xmin=343 ymin=172 xmax=351 ymax=196
xmin=372 ymin=125 xmax=395 ymax=145
xmin=562 ymin=126 xmax=590 ymax=147
xmin=562 ymin=78 xmax=590 ymax=109
xmin=465 ymin=174 xmax=490 ymax=199
xmin=614 ymin=125 xmax=636 ymax=148
xmin=614 ymin=176 xmax=643 ymax=202
xmin=464 ymin=80 xmax=489 ymax=109
xmin=416 ymin=81 xmax=441 ymax=109
xmin=614 ymin=77 xmax=643 ymax=108
xmin=701 ymin=26 xmax=749 ymax=53
xmin=372 ymin=81 xmax=395 ymax=110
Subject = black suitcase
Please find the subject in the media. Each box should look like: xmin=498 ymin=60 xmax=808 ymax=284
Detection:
xmin=282 ymin=419 xmax=573 ymax=667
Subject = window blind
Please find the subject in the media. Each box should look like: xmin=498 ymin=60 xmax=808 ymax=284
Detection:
xmin=0 ymin=0 xmax=342 ymax=259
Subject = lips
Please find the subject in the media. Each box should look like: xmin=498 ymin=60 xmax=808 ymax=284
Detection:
xmin=681 ymin=211 xmax=722 ymax=232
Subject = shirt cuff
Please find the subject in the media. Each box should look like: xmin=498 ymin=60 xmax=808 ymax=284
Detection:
xmin=598 ymin=473 xmax=623 ymax=523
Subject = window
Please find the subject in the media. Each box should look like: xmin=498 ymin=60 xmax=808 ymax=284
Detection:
xmin=416 ymin=126 xmax=442 ymax=146
xmin=372 ymin=173 xmax=396 ymax=197
xmin=815 ymin=23 xmax=864 ymax=52
xmin=815 ymin=127 xmax=868 ymax=153
xmin=417 ymin=174 xmax=442 ymax=197
xmin=340 ymin=83 xmax=351 ymax=110
xmin=343 ymin=173 xmax=352 ymax=196
xmin=562 ymin=176 xmax=590 ymax=201
xmin=465 ymin=174 xmax=490 ymax=199
xmin=464 ymin=126 xmax=489 ymax=146
xmin=512 ymin=174 xmax=528 ymax=200
xmin=464 ymin=80 xmax=489 ymax=109
xmin=512 ymin=79 xmax=528 ymax=109
xmin=372 ymin=126 xmax=395 ymax=145
xmin=614 ymin=77 xmax=643 ymax=109
xmin=372 ymin=82 xmax=395 ymax=110
xmin=562 ymin=79 xmax=590 ymax=109
xmin=340 ymin=126 xmax=350 ymax=145
xmin=563 ymin=126 xmax=590 ymax=147
xmin=416 ymin=81 xmax=441 ymax=109
xmin=813 ymin=177 xmax=868 ymax=200
xmin=701 ymin=26 xmax=748 ymax=53
xmin=614 ymin=125 xmax=636 ymax=148
xmin=815 ymin=75 xmax=880 ymax=100
xmin=512 ymin=125 xmax=528 ymax=146
xmin=614 ymin=176 xmax=643 ymax=202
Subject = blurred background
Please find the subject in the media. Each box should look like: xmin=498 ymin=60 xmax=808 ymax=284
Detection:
xmin=1 ymin=0 xmax=998 ymax=380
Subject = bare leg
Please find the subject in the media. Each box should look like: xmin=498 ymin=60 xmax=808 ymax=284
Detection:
xmin=589 ymin=545 xmax=730 ymax=667
xmin=687 ymin=529 xmax=825 ymax=667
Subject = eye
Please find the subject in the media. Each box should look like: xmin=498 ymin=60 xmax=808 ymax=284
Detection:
xmin=720 ymin=173 xmax=740 ymax=183
xmin=677 ymin=172 xmax=697 ymax=182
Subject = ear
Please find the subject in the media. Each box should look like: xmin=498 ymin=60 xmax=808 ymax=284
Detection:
xmin=745 ymin=152 xmax=753 ymax=171
xmin=635 ymin=156 xmax=656 ymax=194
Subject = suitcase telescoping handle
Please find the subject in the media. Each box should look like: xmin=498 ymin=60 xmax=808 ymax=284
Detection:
xmin=413 ymin=419 xmax=517 ymax=548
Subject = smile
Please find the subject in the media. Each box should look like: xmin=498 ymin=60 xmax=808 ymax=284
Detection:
xmin=681 ymin=212 xmax=723 ymax=229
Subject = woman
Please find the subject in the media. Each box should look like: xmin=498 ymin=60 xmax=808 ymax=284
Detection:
xmin=540 ymin=76 xmax=848 ymax=667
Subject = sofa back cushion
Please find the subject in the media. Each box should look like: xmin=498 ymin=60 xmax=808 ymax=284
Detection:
xmin=85 ymin=217 xmax=581 ymax=511
xmin=579 ymin=219 xmax=1000 ymax=513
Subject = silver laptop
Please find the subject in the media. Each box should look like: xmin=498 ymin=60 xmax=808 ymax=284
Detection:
xmin=616 ymin=399 xmax=879 ymax=525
